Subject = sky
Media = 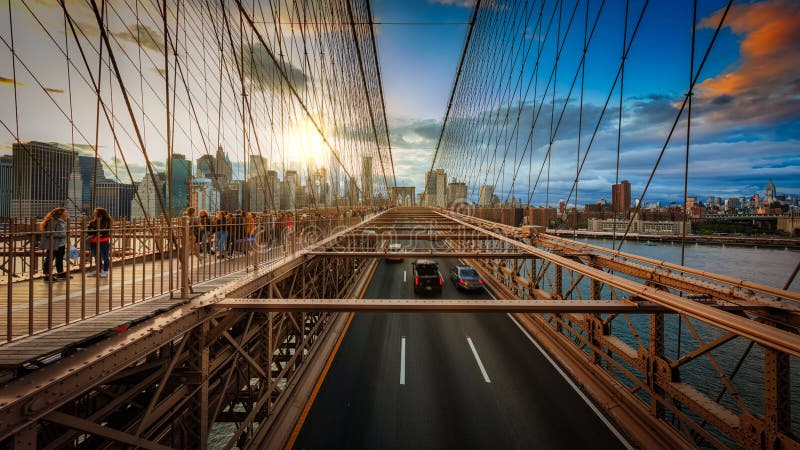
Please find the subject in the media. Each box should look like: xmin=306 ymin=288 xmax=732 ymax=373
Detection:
xmin=370 ymin=0 xmax=800 ymax=205
xmin=0 ymin=0 xmax=798 ymax=206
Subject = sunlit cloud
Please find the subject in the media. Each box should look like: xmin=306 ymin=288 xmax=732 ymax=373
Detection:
xmin=695 ymin=0 xmax=800 ymax=126
xmin=0 ymin=76 xmax=25 ymax=87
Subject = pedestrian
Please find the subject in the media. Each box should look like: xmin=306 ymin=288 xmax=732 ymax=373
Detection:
xmin=39 ymin=207 xmax=69 ymax=282
xmin=184 ymin=207 xmax=202 ymax=258
xmin=87 ymin=207 xmax=113 ymax=278
xmin=214 ymin=211 xmax=227 ymax=259
xmin=226 ymin=212 xmax=236 ymax=255
xmin=198 ymin=209 xmax=211 ymax=256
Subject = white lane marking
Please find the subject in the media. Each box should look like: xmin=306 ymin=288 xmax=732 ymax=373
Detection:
xmin=400 ymin=336 xmax=406 ymax=385
xmin=479 ymin=285 xmax=632 ymax=449
xmin=507 ymin=314 xmax=634 ymax=450
xmin=403 ymin=270 xmax=407 ymax=283
xmin=466 ymin=337 xmax=491 ymax=383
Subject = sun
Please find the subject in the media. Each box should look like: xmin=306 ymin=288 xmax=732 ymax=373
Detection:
xmin=284 ymin=119 xmax=329 ymax=169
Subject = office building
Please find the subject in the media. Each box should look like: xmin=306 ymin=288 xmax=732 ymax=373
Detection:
xmin=95 ymin=181 xmax=135 ymax=219
xmin=612 ymin=180 xmax=631 ymax=215
xmin=11 ymin=141 xmax=77 ymax=218
xmin=361 ymin=156 xmax=373 ymax=204
xmin=131 ymin=172 xmax=166 ymax=219
xmin=168 ymin=154 xmax=192 ymax=216
xmin=447 ymin=181 xmax=468 ymax=206
xmin=191 ymin=178 xmax=220 ymax=213
xmin=0 ymin=155 xmax=12 ymax=219
xmin=478 ymin=185 xmax=494 ymax=207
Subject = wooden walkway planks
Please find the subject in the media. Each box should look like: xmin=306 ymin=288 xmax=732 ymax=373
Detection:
xmin=0 ymin=247 xmax=280 ymax=342
xmin=0 ymin=270 xmax=254 ymax=368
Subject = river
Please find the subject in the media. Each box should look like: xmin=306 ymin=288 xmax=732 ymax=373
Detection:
xmin=575 ymin=238 xmax=800 ymax=443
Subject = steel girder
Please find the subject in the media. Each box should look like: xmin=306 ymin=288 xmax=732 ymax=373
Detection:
xmin=432 ymin=208 xmax=799 ymax=449
xmin=0 ymin=220 xmax=378 ymax=449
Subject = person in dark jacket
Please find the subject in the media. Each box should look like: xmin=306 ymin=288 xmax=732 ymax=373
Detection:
xmin=39 ymin=207 xmax=69 ymax=282
xmin=198 ymin=209 xmax=211 ymax=256
xmin=87 ymin=207 xmax=113 ymax=278
xmin=214 ymin=211 xmax=227 ymax=259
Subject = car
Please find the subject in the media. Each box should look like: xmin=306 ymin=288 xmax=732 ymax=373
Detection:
xmin=386 ymin=242 xmax=403 ymax=261
xmin=412 ymin=259 xmax=443 ymax=296
xmin=450 ymin=265 xmax=484 ymax=291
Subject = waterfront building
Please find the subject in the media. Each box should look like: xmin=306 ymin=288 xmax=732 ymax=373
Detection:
xmin=587 ymin=217 xmax=690 ymax=235
xmin=612 ymin=180 xmax=631 ymax=215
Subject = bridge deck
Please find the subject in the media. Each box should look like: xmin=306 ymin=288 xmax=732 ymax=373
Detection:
xmin=293 ymin=251 xmax=627 ymax=448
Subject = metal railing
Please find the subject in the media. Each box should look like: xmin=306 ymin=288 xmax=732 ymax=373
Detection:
xmin=0 ymin=209 xmax=380 ymax=344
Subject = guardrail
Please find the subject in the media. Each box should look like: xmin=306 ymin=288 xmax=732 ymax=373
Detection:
xmin=0 ymin=210 xmax=380 ymax=344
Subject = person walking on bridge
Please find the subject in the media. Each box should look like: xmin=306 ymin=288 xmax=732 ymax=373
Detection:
xmin=214 ymin=211 xmax=227 ymax=259
xmin=87 ymin=208 xmax=113 ymax=278
xmin=39 ymin=207 xmax=69 ymax=282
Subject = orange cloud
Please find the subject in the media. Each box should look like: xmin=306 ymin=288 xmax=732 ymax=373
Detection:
xmin=0 ymin=76 xmax=25 ymax=87
xmin=698 ymin=0 xmax=800 ymax=100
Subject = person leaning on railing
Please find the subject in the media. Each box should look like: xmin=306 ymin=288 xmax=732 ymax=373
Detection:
xmin=214 ymin=211 xmax=227 ymax=259
xmin=198 ymin=209 xmax=211 ymax=256
xmin=87 ymin=207 xmax=113 ymax=278
xmin=39 ymin=207 xmax=70 ymax=282
xmin=183 ymin=207 xmax=202 ymax=259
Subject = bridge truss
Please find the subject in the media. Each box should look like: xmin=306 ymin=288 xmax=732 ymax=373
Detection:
xmin=0 ymin=207 xmax=797 ymax=449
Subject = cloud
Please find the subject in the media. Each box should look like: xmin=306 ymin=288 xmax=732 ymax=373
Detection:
xmin=389 ymin=118 xmax=441 ymax=149
xmin=0 ymin=76 xmax=25 ymax=87
xmin=44 ymin=87 xmax=64 ymax=94
xmin=694 ymin=0 xmax=800 ymax=127
xmin=114 ymin=24 xmax=166 ymax=53
xmin=242 ymin=42 xmax=307 ymax=91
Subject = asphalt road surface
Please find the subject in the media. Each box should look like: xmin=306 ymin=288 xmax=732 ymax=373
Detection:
xmin=294 ymin=239 xmax=627 ymax=450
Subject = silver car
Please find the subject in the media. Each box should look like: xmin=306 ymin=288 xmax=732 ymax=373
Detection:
xmin=449 ymin=266 xmax=484 ymax=291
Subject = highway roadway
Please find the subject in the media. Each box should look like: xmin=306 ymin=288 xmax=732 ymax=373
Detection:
xmin=293 ymin=240 xmax=628 ymax=449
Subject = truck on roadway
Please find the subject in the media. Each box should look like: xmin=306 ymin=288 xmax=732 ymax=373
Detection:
xmin=412 ymin=259 xmax=443 ymax=296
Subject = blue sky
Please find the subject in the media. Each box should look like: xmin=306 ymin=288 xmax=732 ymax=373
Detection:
xmin=371 ymin=0 xmax=800 ymax=205
xmin=1 ymin=0 xmax=798 ymax=206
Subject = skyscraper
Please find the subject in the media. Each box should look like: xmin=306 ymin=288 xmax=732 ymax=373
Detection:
xmin=131 ymin=172 xmax=166 ymax=219
xmin=11 ymin=141 xmax=77 ymax=218
xmin=478 ymin=185 xmax=494 ymax=206
xmin=76 ymin=153 xmax=110 ymax=214
xmin=169 ymin=154 xmax=192 ymax=216
xmin=281 ymin=170 xmax=298 ymax=210
xmin=612 ymin=180 xmax=631 ymax=215
xmin=197 ymin=154 xmax=216 ymax=180
xmin=361 ymin=156 xmax=373 ymax=203
xmin=765 ymin=179 xmax=777 ymax=204
xmin=191 ymin=178 xmax=220 ymax=213
xmin=447 ymin=181 xmax=468 ymax=206
xmin=248 ymin=175 xmax=267 ymax=212
xmin=215 ymin=146 xmax=232 ymax=184
xmin=249 ymin=154 xmax=269 ymax=178
xmin=95 ymin=181 xmax=135 ymax=219
xmin=0 ymin=155 xmax=11 ymax=219
xmin=267 ymin=170 xmax=280 ymax=211
xmin=424 ymin=169 xmax=447 ymax=207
